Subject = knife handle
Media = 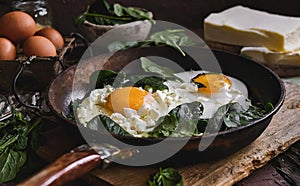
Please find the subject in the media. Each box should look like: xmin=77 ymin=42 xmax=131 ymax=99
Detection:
xmin=18 ymin=150 xmax=101 ymax=186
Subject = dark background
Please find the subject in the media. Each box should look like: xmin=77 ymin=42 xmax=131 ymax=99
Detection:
xmin=1 ymin=0 xmax=300 ymax=36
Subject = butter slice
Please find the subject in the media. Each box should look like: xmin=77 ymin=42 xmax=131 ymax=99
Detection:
xmin=241 ymin=47 xmax=300 ymax=66
xmin=204 ymin=6 xmax=300 ymax=52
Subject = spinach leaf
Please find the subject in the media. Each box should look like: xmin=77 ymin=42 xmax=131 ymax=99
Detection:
xmin=125 ymin=7 xmax=153 ymax=20
xmin=223 ymin=102 xmax=273 ymax=129
xmin=132 ymin=76 xmax=168 ymax=92
xmin=113 ymin=3 xmax=125 ymax=17
xmin=0 ymin=148 xmax=26 ymax=183
xmin=0 ymin=134 xmax=19 ymax=152
xmin=148 ymin=114 xmax=177 ymax=138
xmin=172 ymin=102 xmax=203 ymax=137
xmin=87 ymin=115 xmax=132 ymax=137
xmin=148 ymin=167 xmax=183 ymax=186
xmin=205 ymin=103 xmax=236 ymax=133
xmin=204 ymin=102 xmax=274 ymax=134
xmin=150 ymin=29 xmax=195 ymax=56
xmin=89 ymin=70 xmax=126 ymax=89
xmin=82 ymin=13 xmax=133 ymax=26
xmin=0 ymin=120 xmax=10 ymax=130
xmin=12 ymin=135 xmax=28 ymax=151
xmin=76 ymin=0 xmax=154 ymax=26
xmin=148 ymin=102 xmax=203 ymax=138
xmin=108 ymin=41 xmax=142 ymax=52
xmin=140 ymin=57 xmax=183 ymax=82
xmin=107 ymin=40 xmax=152 ymax=52
xmin=0 ymin=110 xmax=40 ymax=183
xmin=108 ymin=29 xmax=195 ymax=56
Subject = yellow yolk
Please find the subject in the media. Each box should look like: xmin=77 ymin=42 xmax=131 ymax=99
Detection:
xmin=106 ymin=87 xmax=148 ymax=114
xmin=192 ymin=73 xmax=232 ymax=94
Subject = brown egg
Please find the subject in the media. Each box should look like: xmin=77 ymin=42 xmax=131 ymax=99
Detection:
xmin=35 ymin=27 xmax=64 ymax=49
xmin=0 ymin=11 xmax=36 ymax=43
xmin=0 ymin=37 xmax=16 ymax=60
xmin=23 ymin=36 xmax=57 ymax=57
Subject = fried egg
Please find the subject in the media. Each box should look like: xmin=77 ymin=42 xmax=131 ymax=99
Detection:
xmin=76 ymin=71 xmax=251 ymax=137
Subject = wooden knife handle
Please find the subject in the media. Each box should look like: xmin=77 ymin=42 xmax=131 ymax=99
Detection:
xmin=18 ymin=150 xmax=102 ymax=186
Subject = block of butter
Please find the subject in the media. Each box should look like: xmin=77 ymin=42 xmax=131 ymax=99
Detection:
xmin=204 ymin=6 xmax=300 ymax=52
xmin=241 ymin=47 xmax=300 ymax=66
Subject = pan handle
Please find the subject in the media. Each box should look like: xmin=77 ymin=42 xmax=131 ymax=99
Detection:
xmin=18 ymin=146 xmax=102 ymax=186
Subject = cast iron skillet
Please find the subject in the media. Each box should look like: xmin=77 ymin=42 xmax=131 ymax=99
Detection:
xmin=20 ymin=47 xmax=285 ymax=185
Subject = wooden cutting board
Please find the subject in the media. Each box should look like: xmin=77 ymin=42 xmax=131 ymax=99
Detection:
xmin=36 ymin=82 xmax=300 ymax=186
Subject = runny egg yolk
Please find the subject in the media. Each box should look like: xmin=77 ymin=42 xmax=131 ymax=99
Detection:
xmin=192 ymin=73 xmax=232 ymax=94
xmin=106 ymin=87 xmax=148 ymax=114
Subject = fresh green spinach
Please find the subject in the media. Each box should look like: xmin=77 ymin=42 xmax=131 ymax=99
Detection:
xmin=148 ymin=167 xmax=183 ymax=186
xmin=146 ymin=101 xmax=274 ymax=137
xmin=148 ymin=102 xmax=203 ymax=138
xmin=201 ymin=102 xmax=274 ymax=134
xmin=130 ymin=76 xmax=169 ymax=92
xmin=87 ymin=115 xmax=132 ymax=137
xmin=108 ymin=29 xmax=195 ymax=56
xmin=107 ymin=41 xmax=148 ymax=52
xmin=0 ymin=148 xmax=26 ymax=183
xmin=88 ymin=58 xmax=182 ymax=92
xmin=223 ymin=102 xmax=273 ymax=129
xmin=90 ymin=70 xmax=126 ymax=89
xmin=0 ymin=110 xmax=41 ymax=183
xmin=150 ymin=29 xmax=195 ymax=56
xmin=76 ymin=0 xmax=154 ymax=26
xmin=140 ymin=57 xmax=183 ymax=82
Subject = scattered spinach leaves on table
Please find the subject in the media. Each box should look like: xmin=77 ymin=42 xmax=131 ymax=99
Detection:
xmin=108 ymin=29 xmax=196 ymax=56
xmin=0 ymin=110 xmax=41 ymax=183
xmin=76 ymin=0 xmax=154 ymax=26
xmin=148 ymin=167 xmax=183 ymax=186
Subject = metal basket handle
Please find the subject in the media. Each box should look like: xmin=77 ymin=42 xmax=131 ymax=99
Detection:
xmin=13 ymin=58 xmax=41 ymax=110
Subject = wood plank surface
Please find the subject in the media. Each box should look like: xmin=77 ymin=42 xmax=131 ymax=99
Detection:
xmin=236 ymin=141 xmax=300 ymax=185
xmin=90 ymin=82 xmax=300 ymax=186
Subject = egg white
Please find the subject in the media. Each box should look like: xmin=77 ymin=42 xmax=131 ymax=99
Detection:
xmin=76 ymin=71 xmax=251 ymax=137
xmin=169 ymin=71 xmax=251 ymax=119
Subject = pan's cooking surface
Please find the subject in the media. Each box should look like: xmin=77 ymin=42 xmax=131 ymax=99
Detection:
xmin=47 ymin=46 xmax=285 ymax=162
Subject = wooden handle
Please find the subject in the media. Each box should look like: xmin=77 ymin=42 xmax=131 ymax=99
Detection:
xmin=18 ymin=150 xmax=102 ymax=186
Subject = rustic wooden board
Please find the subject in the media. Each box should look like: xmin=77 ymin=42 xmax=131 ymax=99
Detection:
xmin=89 ymin=82 xmax=300 ymax=186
